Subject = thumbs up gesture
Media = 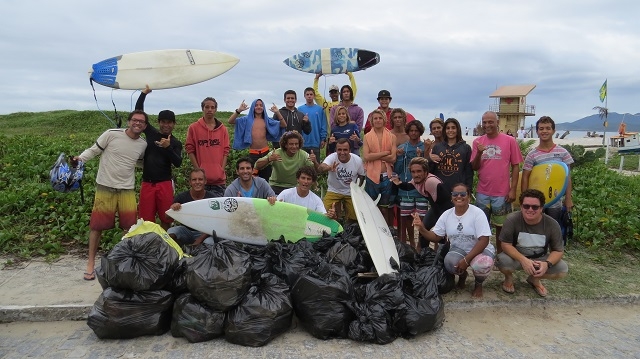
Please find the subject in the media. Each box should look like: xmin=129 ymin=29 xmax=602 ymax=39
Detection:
xmin=309 ymin=150 xmax=318 ymax=163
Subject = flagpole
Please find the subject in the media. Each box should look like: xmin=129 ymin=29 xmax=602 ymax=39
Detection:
xmin=602 ymin=79 xmax=608 ymax=146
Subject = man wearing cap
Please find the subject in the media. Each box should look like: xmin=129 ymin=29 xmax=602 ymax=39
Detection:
xmin=363 ymin=90 xmax=416 ymax=134
xmin=313 ymin=72 xmax=357 ymax=130
xmin=135 ymin=86 xmax=183 ymax=230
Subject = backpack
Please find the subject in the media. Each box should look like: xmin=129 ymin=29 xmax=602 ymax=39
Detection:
xmin=50 ymin=153 xmax=85 ymax=202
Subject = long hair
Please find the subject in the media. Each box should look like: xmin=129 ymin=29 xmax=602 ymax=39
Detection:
xmin=444 ymin=117 xmax=463 ymax=143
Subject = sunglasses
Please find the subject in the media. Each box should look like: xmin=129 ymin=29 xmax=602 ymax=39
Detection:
xmin=451 ymin=191 xmax=468 ymax=197
xmin=522 ymin=204 xmax=541 ymax=211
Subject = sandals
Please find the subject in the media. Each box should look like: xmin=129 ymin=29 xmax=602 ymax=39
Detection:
xmin=501 ymin=281 xmax=515 ymax=294
xmin=83 ymin=270 xmax=95 ymax=281
xmin=526 ymin=276 xmax=547 ymax=297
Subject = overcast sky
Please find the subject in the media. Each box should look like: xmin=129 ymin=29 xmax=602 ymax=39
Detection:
xmin=1 ymin=0 xmax=639 ymax=130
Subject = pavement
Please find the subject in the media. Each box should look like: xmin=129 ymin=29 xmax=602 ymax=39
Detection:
xmin=2 ymin=254 xmax=639 ymax=324
xmin=2 ymin=255 xmax=640 ymax=358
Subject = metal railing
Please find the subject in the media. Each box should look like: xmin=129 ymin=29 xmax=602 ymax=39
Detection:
xmin=488 ymin=104 xmax=536 ymax=115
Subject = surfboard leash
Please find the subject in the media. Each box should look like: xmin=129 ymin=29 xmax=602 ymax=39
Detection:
xmin=89 ymin=78 xmax=121 ymax=128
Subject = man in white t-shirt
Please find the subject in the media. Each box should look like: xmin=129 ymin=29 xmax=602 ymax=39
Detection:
xmin=277 ymin=166 xmax=336 ymax=218
xmin=317 ymin=138 xmax=365 ymax=224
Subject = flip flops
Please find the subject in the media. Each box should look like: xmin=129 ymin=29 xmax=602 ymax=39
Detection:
xmin=501 ymin=281 xmax=515 ymax=294
xmin=526 ymin=276 xmax=547 ymax=297
xmin=83 ymin=270 xmax=95 ymax=281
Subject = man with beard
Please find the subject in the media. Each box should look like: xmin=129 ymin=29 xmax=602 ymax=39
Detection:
xmin=317 ymin=138 xmax=365 ymax=224
xmin=224 ymin=157 xmax=277 ymax=203
xmin=74 ymin=110 xmax=148 ymax=280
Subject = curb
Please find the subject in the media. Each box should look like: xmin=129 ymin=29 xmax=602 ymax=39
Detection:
xmin=1 ymin=294 xmax=638 ymax=323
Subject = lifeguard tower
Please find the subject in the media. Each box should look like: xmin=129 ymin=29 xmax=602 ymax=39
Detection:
xmin=488 ymin=85 xmax=536 ymax=136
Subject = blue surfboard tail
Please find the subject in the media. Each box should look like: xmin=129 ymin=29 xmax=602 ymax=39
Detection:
xmin=439 ymin=113 xmax=445 ymax=120
xmin=90 ymin=56 xmax=120 ymax=88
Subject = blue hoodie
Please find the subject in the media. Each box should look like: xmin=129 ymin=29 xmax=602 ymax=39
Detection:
xmin=232 ymin=99 xmax=282 ymax=150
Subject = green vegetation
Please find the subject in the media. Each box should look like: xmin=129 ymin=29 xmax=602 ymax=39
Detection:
xmin=0 ymin=110 xmax=639 ymax=261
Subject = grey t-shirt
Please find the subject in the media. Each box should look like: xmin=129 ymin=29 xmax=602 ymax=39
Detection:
xmin=499 ymin=211 xmax=564 ymax=258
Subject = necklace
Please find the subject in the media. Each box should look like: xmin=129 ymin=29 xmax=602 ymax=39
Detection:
xmin=454 ymin=210 xmax=466 ymax=231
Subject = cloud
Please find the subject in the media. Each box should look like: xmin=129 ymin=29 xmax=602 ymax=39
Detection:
xmin=1 ymin=0 xmax=639 ymax=132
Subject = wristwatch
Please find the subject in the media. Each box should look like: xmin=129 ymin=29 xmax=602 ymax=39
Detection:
xmin=545 ymin=260 xmax=553 ymax=269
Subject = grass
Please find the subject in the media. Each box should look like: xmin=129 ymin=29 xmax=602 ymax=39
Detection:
xmin=1 ymin=109 xmax=639 ymax=301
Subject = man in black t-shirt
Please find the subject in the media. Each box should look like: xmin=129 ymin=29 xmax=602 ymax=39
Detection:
xmin=166 ymin=169 xmax=216 ymax=246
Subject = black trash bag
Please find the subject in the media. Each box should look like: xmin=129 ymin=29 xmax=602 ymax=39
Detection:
xmin=269 ymin=240 xmax=322 ymax=287
xmin=312 ymin=232 xmax=341 ymax=253
xmin=96 ymin=232 xmax=180 ymax=291
xmin=347 ymin=274 xmax=405 ymax=344
xmin=171 ymin=293 xmax=225 ymax=343
xmin=186 ymin=240 xmax=252 ymax=311
xmin=291 ymin=262 xmax=354 ymax=339
xmin=341 ymin=222 xmax=364 ymax=247
xmin=326 ymin=241 xmax=359 ymax=266
xmin=87 ymin=287 xmax=173 ymax=339
xmin=393 ymin=266 xmax=445 ymax=337
xmin=414 ymin=246 xmax=438 ymax=268
xmin=225 ymin=273 xmax=293 ymax=347
xmin=434 ymin=241 xmax=455 ymax=294
xmin=164 ymin=258 xmax=189 ymax=295
xmin=394 ymin=239 xmax=417 ymax=266
xmin=244 ymin=244 xmax=273 ymax=282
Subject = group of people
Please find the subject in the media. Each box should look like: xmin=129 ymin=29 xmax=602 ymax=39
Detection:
xmin=75 ymin=73 xmax=572 ymax=300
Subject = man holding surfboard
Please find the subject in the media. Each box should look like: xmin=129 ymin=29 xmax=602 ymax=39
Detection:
xmin=167 ymin=168 xmax=218 ymax=247
xmin=521 ymin=116 xmax=574 ymax=225
xmin=74 ymin=110 xmax=148 ymax=281
xmin=134 ymin=85 xmax=183 ymax=230
xmin=313 ymin=72 xmax=357 ymax=127
xmin=276 ymin=166 xmax=335 ymax=219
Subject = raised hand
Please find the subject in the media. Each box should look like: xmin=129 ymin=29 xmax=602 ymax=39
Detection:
xmin=237 ymin=100 xmax=248 ymax=112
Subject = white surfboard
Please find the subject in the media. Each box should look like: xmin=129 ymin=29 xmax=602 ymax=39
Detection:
xmin=350 ymin=179 xmax=399 ymax=275
xmin=88 ymin=49 xmax=240 ymax=90
xmin=166 ymin=197 xmax=342 ymax=246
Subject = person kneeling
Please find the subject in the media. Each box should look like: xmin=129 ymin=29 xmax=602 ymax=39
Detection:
xmin=497 ymin=189 xmax=568 ymax=297
xmin=412 ymin=183 xmax=494 ymax=299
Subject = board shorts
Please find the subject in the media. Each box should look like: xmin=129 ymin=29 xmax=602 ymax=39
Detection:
xmin=249 ymin=146 xmax=271 ymax=180
xmin=475 ymin=193 xmax=511 ymax=227
xmin=89 ymin=184 xmax=137 ymax=231
xmin=496 ymin=252 xmax=569 ymax=275
xmin=397 ymin=188 xmax=428 ymax=217
xmin=364 ymin=175 xmax=392 ymax=207
xmin=139 ymin=180 xmax=174 ymax=225
xmin=323 ymin=191 xmax=356 ymax=220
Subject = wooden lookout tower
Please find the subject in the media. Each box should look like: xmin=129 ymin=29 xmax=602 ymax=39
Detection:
xmin=488 ymin=85 xmax=536 ymax=136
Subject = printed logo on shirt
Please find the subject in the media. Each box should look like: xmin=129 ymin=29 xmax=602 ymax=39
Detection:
xmin=437 ymin=149 xmax=465 ymax=177
xmin=197 ymin=139 xmax=221 ymax=147
xmin=481 ymin=144 xmax=502 ymax=160
xmin=337 ymin=166 xmax=354 ymax=184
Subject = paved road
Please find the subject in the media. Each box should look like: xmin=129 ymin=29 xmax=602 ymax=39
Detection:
xmin=1 ymin=303 xmax=638 ymax=359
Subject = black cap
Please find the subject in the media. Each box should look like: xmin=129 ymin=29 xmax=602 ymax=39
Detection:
xmin=158 ymin=110 xmax=176 ymax=122
xmin=377 ymin=90 xmax=392 ymax=99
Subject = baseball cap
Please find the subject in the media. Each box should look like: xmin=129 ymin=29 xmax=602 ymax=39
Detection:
xmin=377 ymin=90 xmax=392 ymax=99
xmin=329 ymin=85 xmax=339 ymax=92
xmin=158 ymin=110 xmax=176 ymax=122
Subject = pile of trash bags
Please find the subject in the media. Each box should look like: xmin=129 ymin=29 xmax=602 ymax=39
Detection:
xmin=88 ymin=221 xmax=451 ymax=346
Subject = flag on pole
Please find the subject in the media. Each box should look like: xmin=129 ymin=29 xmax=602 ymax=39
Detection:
xmin=599 ymin=80 xmax=607 ymax=103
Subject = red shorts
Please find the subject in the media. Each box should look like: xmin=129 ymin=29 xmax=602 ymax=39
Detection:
xmin=89 ymin=184 xmax=137 ymax=231
xmin=138 ymin=180 xmax=174 ymax=224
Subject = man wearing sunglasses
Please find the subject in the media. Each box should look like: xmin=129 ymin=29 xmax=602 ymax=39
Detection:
xmin=496 ymin=189 xmax=568 ymax=297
